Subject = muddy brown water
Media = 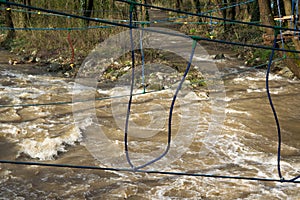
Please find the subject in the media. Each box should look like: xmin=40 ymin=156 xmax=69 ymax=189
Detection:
xmin=0 ymin=40 xmax=299 ymax=200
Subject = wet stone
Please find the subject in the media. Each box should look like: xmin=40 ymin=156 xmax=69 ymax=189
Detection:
xmin=0 ymin=108 xmax=21 ymax=122
xmin=0 ymin=96 xmax=13 ymax=105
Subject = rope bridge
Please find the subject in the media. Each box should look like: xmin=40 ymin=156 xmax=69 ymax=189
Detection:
xmin=0 ymin=0 xmax=299 ymax=184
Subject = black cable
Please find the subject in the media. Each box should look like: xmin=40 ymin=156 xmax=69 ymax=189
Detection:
xmin=135 ymin=40 xmax=197 ymax=170
xmin=124 ymin=3 xmax=136 ymax=169
xmin=290 ymin=175 xmax=300 ymax=181
xmin=266 ymin=33 xmax=283 ymax=180
xmin=0 ymin=0 xmax=299 ymax=184
xmin=0 ymin=0 xmax=130 ymax=28
xmin=116 ymin=0 xmax=298 ymax=32
xmin=0 ymin=160 xmax=299 ymax=183
xmin=1 ymin=1 xmax=300 ymax=54
xmin=266 ymin=31 xmax=300 ymax=182
xmin=1 ymin=0 xmax=298 ymax=33
xmin=124 ymin=25 xmax=197 ymax=169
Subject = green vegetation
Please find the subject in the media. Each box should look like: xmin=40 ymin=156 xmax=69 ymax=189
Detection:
xmin=0 ymin=0 xmax=261 ymax=60
xmin=0 ymin=0 xmax=299 ymax=78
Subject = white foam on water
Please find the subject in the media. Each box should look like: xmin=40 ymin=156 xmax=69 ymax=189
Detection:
xmin=72 ymin=84 xmax=95 ymax=95
xmin=194 ymin=55 xmax=213 ymax=61
xmin=75 ymin=116 xmax=94 ymax=131
xmin=223 ymin=96 xmax=233 ymax=102
xmin=288 ymin=77 xmax=300 ymax=83
xmin=0 ymin=88 xmax=23 ymax=105
xmin=246 ymin=86 xmax=283 ymax=94
xmin=17 ymin=89 xmax=46 ymax=99
xmin=232 ymin=71 xmax=285 ymax=85
xmin=245 ymin=76 xmax=264 ymax=81
xmin=0 ymin=55 xmax=299 ymax=199
xmin=267 ymin=73 xmax=284 ymax=81
xmin=0 ymin=70 xmax=25 ymax=79
xmin=232 ymin=77 xmax=246 ymax=83
xmin=148 ymin=173 xmax=299 ymax=200
xmin=225 ymin=108 xmax=251 ymax=116
xmin=0 ymin=71 xmax=83 ymax=160
xmin=96 ymin=89 xmax=111 ymax=95
xmin=18 ymin=126 xmax=82 ymax=160
xmin=246 ymin=88 xmax=266 ymax=93
xmin=197 ymin=113 xmax=299 ymax=180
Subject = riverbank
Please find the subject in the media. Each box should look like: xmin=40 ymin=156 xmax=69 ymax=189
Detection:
xmin=0 ymin=38 xmax=296 ymax=82
xmin=0 ymin=8 xmax=297 ymax=80
xmin=0 ymin=41 xmax=299 ymax=199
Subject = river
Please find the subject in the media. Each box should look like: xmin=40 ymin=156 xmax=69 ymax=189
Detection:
xmin=0 ymin=33 xmax=299 ymax=200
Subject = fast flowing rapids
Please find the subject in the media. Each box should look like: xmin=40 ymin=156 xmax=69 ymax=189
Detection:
xmin=0 ymin=48 xmax=299 ymax=199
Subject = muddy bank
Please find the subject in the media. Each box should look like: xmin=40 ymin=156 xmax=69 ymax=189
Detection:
xmin=1 ymin=36 xmax=297 ymax=83
xmin=0 ymin=49 xmax=78 ymax=78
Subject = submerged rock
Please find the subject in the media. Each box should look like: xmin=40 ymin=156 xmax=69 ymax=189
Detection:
xmin=277 ymin=66 xmax=294 ymax=79
xmin=214 ymin=53 xmax=226 ymax=60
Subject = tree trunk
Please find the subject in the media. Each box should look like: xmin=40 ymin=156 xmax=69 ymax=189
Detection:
xmin=81 ymin=0 xmax=94 ymax=26
xmin=250 ymin=0 xmax=260 ymax=22
xmin=283 ymin=0 xmax=292 ymax=17
xmin=221 ymin=0 xmax=227 ymax=31
xmin=175 ymin=0 xmax=183 ymax=11
xmin=86 ymin=0 xmax=94 ymax=18
xmin=1 ymin=0 xmax=15 ymax=47
xmin=193 ymin=0 xmax=202 ymax=22
xmin=228 ymin=0 xmax=236 ymax=20
xmin=195 ymin=0 xmax=201 ymax=13
xmin=283 ymin=0 xmax=300 ymax=78
xmin=141 ymin=0 xmax=150 ymax=23
xmin=258 ymin=0 xmax=275 ymax=35
xmin=190 ymin=0 xmax=199 ymax=13
xmin=109 ymin=0 xmax=116 ymax=19
xmin=226 ymin=0 xmax=236 ymax=30
xmin=23 ymin=0 xmax=31 ymax=28
xmin=272 ymin=0 xmax=285 ymax=17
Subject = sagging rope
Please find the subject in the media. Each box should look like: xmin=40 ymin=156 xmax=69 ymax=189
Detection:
xmin=1 ymin=40 xmax=298 ymax=183
xmin=124 ymin=2 xmax=198 ymax=170
xmin=0 ymin=159 xmax=299 ymax=183
xmin=124 ymin=3 xmax=136 ymax=169
xmin=0 ymin=0 xmax=299 ymax=184
xmin=136 ymin=40 xmax=197 ymax=170
xmin=266 ymin=30 xmax=283 ymax=180
xmin=266 ymin=29 xmax=299 ymax=181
